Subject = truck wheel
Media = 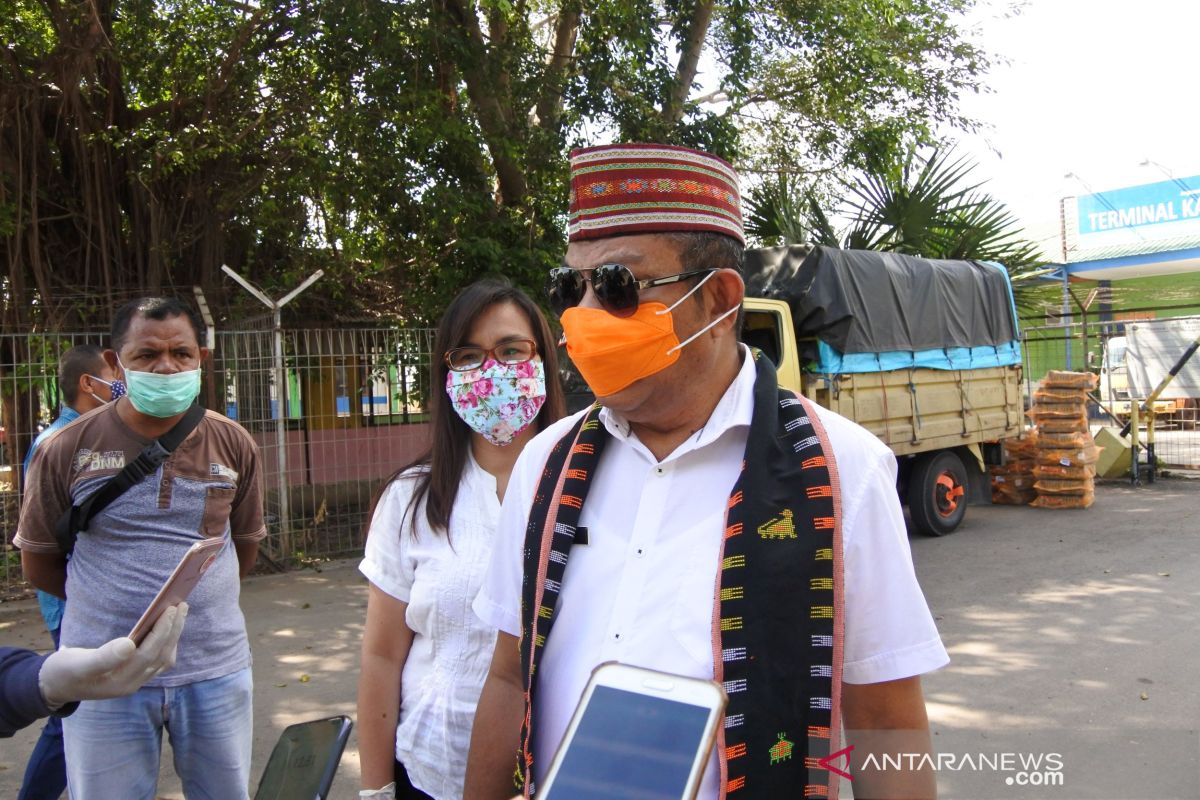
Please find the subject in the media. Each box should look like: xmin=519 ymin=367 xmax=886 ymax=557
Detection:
xmin=907 ymin=450 xmax=968 ymax=536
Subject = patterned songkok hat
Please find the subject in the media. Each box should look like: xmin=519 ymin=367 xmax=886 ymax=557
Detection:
xmin=567 ymin=143 xmax=744 ymax=245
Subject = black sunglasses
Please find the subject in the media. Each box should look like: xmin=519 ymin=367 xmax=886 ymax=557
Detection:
xmin=547 ymin=264 xmax=714 ymax=318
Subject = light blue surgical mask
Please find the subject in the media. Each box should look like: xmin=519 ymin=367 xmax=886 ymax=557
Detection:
xmin=117 ymin=357 xmax=201 ymax=417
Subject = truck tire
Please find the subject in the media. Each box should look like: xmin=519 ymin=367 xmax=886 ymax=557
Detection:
xmin=907 ymin=450 xmax=968 ymax=536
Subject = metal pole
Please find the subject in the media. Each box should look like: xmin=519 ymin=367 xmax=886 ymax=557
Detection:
xmin=193 ymin=287 xmax=218 ymax=413
xmin=220 ymin=265 xmax=324 ymax=563
xmin=1146 ymin=408 xmax=1157 ymax=483
xmin=273 ymin=305 xmax=291 ymax=559
xmin=1061 ymin=271 xmax=1072 ymax=370
xmin=1129 ymin=402 xmax=1140 ymax=486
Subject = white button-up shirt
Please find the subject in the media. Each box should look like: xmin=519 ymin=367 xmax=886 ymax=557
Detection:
xmin=474 ymin=347 xmax=949 ymax=799
xmin=361 ymin=455 xmax=501 ymax=800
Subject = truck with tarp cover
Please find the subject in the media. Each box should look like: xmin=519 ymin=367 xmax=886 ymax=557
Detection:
xmin=741 ymin=245 xmax=1024 ymax=535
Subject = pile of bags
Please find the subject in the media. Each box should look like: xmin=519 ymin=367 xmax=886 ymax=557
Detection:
xmin=1026 ymin=370 xmax=1099 ymax=509
xmin=991 ymin=434 xmax=1038 ymax=505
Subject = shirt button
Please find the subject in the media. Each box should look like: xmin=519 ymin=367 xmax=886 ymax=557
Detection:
xmin=654 ymin=466 xmax=666 ymax=476
xmin=635 ymin=547 xmax=645 ymax=558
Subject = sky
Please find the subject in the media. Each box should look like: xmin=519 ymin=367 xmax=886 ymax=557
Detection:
xmin=953 ymin=0 xmax=1200 ymax=256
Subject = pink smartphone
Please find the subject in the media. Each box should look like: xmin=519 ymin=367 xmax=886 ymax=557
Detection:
xmin=128 ymin=537 xmax=225 ymax=644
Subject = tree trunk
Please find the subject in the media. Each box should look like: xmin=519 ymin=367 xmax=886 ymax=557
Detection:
xmin=661 ymin=0 xmax=716 ymax=126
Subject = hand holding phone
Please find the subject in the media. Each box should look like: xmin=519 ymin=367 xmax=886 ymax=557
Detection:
xmin=128 ymin=537 xmax=224 ymax=644
xmin=40 ymin=602 xmax=188 ymax=707
xmin=536 ymin=662 xmax=727 ymax=800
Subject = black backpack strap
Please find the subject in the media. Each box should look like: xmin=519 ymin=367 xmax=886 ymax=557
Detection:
xmin=53 ymin=404 xmax=206 ymax=555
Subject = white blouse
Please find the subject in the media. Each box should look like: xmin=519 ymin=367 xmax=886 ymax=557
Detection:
xmin=359 ymin=454 xmax=501 ymax=800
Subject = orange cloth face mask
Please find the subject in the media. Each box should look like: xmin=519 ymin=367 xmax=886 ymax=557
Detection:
xmin=560 ymin=302 xmax=682 ymax=396
xmin=560 ymin=268 xmax=739 ymax=396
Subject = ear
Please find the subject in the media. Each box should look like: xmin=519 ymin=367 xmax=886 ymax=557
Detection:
xmin=102 ymin=349 xmax=122 ymax=378
xmin=199 ymin=346 xmax=210 ymax=364
xmin=705 ymin=268 xmax=745 ymax=339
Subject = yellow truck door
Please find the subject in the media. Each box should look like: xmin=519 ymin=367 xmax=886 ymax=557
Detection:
xmin=742 ymin=297 xmax=802 ymax=392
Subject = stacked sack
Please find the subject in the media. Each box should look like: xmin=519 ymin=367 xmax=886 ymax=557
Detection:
xmin=1027 ymin=370 xmax=1099 ymax=509
xmin=991 ymin=433 xmax=1038 ymax=505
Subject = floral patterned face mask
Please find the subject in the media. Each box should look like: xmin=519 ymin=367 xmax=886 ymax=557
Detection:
xmin=445 ymin=358 xmax=548 ymax=446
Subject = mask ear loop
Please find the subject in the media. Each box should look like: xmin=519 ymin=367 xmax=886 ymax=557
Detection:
xmin=657 ymin=269 xmax=718 ymax=316
xmin=666 ymin=305 xmax=738 ymax=355
xmin=85 ymin=375 xmax=111 ymax=404
xmin=658 ymin=269 xmax=736 ymax=355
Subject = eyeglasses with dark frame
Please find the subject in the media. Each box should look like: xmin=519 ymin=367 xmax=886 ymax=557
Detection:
xmin=547 ymin=264 xmax=715 ymax=318
xmin=444 ymin=338 xmax=538 ymax=372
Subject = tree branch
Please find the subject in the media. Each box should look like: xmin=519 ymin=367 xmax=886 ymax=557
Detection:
xmin=127 ymin=4 xmax=280 ymax=126
xmin=438 ymin=0 xmax=528 ymax=206
xmin=534 ymin=3 xmax=580 ymax=132
xmin=661 ymin=0 xmax=715 ymax=126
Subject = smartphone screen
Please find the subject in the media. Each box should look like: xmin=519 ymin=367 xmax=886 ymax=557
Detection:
xmin=540 ymin=684 xmax=714 ymax=800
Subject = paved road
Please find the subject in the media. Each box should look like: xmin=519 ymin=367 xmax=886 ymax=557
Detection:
xmin=907 ymin=478 xmax=1199 ymax=799
xmin=1 ymin=478 xmax=1197 ymax=799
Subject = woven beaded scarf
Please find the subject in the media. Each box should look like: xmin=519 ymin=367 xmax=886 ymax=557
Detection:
xmin=517 ymin=353 xmax=845 ymax=799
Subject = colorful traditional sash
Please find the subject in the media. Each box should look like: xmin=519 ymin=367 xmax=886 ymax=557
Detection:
xmin=518 ymin=353 xmax=845 ymax=799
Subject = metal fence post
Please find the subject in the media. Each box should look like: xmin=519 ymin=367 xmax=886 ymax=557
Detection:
xmin=221 ymin=266 xmax=324 ymax=561
xmin=272 ymin=306 xmax=290 ymax=557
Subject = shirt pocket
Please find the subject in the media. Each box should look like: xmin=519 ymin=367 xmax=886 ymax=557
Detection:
xmin=201 ymin=484 xmax=237 ymax=538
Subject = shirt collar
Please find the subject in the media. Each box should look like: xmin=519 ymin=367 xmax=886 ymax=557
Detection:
xmin=59 ymin=406 xmax=81 ymax=423
xmin=599 ymin=344 xmax=757 ymax=456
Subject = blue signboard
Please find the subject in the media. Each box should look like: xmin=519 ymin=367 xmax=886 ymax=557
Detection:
xmin=1077 ymin=175 xmax=1200 ymax=234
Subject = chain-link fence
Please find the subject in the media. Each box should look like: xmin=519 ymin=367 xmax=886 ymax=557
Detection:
xmin=1020 ymin=315 xmax=1200 ymax=471
xmin=216 ymin=324 xmax=436 ymax=568
xmin=0 ymin=330 xmax=111 ymax=596
xmin=1 ymin=324 xmax=436 ymax=596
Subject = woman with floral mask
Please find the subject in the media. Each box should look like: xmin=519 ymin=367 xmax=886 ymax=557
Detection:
xmin=357 ymin=279 xmax=566 ymax=800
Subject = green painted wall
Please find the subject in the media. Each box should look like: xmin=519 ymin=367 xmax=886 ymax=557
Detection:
xmin=1019 ymin=270 xmax=1200 ymax=380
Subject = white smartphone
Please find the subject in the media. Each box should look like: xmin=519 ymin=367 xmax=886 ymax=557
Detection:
xmin=127 ymin=537 xmax=225 ymax=644
xmin=536 ymin=662 xmax=728 ymax=800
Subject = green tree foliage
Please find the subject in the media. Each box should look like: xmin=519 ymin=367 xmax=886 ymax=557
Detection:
xmin=1 ymin=0 xmax=992 ymax=329
xmin=745 ymin=146 xmax=1054 ymax=312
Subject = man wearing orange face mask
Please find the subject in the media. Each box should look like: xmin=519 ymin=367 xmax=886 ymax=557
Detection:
xmin=465 ymin=144 xmax=948 ymax=800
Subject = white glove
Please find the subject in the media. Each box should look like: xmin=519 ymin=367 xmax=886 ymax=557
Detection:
xmin=38 ymin=603 xmax=188 ymax=708
xmin=359 ymin=783 xmax=396 ymax=799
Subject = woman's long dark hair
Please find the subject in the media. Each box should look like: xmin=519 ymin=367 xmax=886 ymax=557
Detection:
xmin=376 ymin=278 xmax=566 ymax=538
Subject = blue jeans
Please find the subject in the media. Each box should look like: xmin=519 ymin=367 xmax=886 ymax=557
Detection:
xmin=62 ymin=667 xmax=253 ymax=800
xmin=18 ymin=628 xmax=66 ymax=800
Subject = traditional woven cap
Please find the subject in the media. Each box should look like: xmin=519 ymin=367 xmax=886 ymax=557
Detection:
xmin=568 ymin=143 xmax=744 ymax=245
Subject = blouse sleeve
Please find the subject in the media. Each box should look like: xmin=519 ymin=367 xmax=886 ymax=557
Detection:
xmin=359 ymin=476 xmax=421 ymax=603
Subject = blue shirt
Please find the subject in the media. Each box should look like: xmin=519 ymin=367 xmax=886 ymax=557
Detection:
xmin=0 ymin=646 xmax=64 ymax=737
xmin=23 ymin=406 xmax=80 ymax=634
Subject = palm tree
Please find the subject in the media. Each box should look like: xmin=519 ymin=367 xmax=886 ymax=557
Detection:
xmin=745 ymin=147 xmax=1055 ymax=313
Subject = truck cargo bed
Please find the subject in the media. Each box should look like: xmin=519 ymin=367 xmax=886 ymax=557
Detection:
xmin=803 ymin=365 xmax=1023 ymax=457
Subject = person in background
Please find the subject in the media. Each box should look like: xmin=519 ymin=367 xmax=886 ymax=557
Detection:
xmin=357 ymin=279 xmax=566 ymax=800
xmin=18 ymin=344 xmax=121 ymax=800
xmin=2 ymin=605 xmax=187 ymax=739
xmin=16 ymin=297 xmax=265 ymax=800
